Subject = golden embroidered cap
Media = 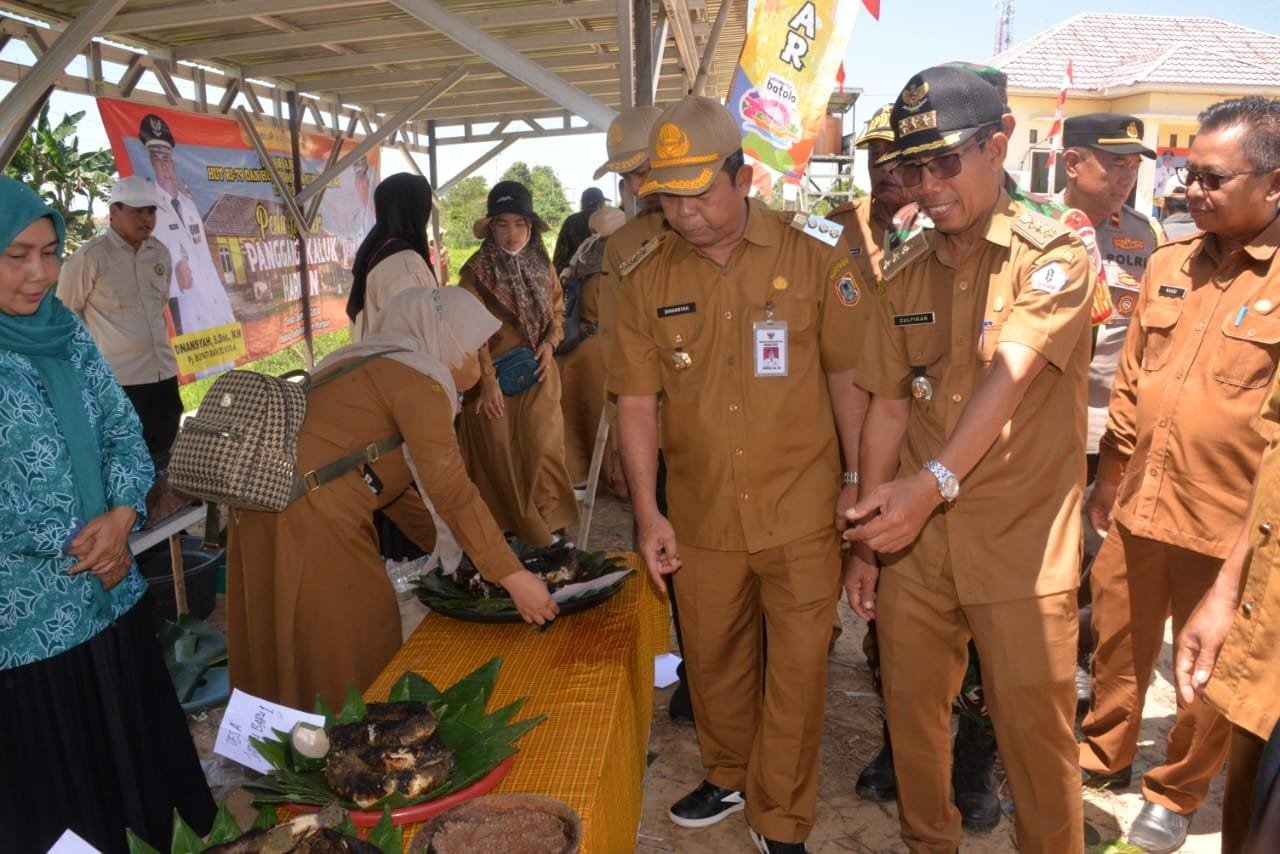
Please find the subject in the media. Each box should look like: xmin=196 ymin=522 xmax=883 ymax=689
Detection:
xmin=853 ymin=103 xmax=895 ymax=149
xmin=594 ymin=106 xmax=663 ymax=179
xmin=876 ymin=65 xmax=1005 ymax=165
xmin=639 ymin=96 xmax=743 ymax=197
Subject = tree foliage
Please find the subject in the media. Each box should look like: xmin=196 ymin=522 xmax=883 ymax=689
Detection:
xmin=4 ymin=104 xmax=115 ymax=252
xmin=438 ymin=174 xmax=489 ymax=266
xmin=500 ymin=161 xmax=572 ymax=232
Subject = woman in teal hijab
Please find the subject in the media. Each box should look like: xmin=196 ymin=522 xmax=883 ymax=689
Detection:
xmin=0 ymin=177 xmax=214 ymax=851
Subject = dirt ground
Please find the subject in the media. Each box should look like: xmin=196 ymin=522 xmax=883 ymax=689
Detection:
xmin=191 ymin=491 xmax=1225 ymax=852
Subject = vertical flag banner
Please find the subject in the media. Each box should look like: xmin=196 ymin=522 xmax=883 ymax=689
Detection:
xmin=727 ymin=0 xmax=860 ymax=188
xmin=97 ymin=98 xmax=378 ymax=379
xmin=1045 ymin=59 xmax=1074 ymax=189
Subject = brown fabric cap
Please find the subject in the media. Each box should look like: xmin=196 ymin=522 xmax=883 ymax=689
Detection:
xmin=594 ymin=106 xmax=664 ymax=179
xmin=639 ymin=96 xmax=742 ymax=197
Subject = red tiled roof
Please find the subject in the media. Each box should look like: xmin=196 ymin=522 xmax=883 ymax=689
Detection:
xmin=992 ymin=13 xmax=1280 ymax=92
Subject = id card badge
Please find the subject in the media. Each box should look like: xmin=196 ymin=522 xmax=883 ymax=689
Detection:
xmin=753 ymin=320 xmax=789 ymax=377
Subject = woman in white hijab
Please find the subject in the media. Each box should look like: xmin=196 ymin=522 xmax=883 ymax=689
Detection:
xmin=226 ymin=286 xmax=558 ymax=710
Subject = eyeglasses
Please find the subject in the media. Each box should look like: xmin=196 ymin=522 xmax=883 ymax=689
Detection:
xmin=1176 ymin=166 xmax=1273 ymax=191
xmin=894 ymin=130 xmax=995 ymax=188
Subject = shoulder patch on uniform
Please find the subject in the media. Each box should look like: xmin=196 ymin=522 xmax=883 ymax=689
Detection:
xmin=619 ymin=234 xmax=666 ymax=277
xmin=1011 ymin=210 xmax=1072 ymax=250
xmin=880 ymin=230 xmax=932 ymax=281
xmin=789 ymin=211 xmax=844 ymax=247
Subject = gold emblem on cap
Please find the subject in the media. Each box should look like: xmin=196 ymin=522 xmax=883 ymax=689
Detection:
xmin=656 ymin=123 xmax=691 ymax=160
xmin=609 ymin=123 xmax=624 ymax=145
xmin=772 ymin=276 xmax=789 ymax=292
xmin=1126 ymin=121 xmax=1139 ymax=139
xmin=901 ymin=81 xmax=929 ymax=113
xmin=898 ymin=112 xmax=937 ymax=136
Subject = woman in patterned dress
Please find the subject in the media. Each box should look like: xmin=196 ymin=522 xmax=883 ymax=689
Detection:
xmin=0 ymin=177 xmax=214 ymax=852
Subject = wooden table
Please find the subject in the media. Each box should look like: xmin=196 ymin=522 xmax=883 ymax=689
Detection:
xmin=364 ymin=555 xmax=669 ymax=851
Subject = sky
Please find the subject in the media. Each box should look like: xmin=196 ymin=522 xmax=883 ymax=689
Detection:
xmin=4 ymin=0 xmax=1280 ymax=207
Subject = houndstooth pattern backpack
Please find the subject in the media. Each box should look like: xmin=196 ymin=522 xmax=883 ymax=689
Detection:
xmin=169 ymin=350 xmax=403 ymax=511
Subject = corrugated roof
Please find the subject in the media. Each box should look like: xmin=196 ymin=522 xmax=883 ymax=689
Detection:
xmin=992 ymin=13 xmax=1280 ymax=93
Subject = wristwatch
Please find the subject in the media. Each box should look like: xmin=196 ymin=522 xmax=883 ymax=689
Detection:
xmin=842 ymin=471 xmax=859 ymax=487
xmin=923 ymin=460 xmax=960 ymax=502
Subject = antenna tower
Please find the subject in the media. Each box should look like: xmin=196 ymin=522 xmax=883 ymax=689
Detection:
xmin=995 ymin=0 xmax=1014 ymax=54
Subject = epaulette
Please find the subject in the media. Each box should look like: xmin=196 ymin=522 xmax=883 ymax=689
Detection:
xmin=788 ymin=211 xmax=844 ymax=247
xmin=619 ymin=234 xmax=666 ymax=277
xmin=1011 ymin=210 xmax=1072 ymax=250
xmin=880 ymin=229 xmax=932 ymax=281
xmin=825 ymin=198 xmax=861 ymax=221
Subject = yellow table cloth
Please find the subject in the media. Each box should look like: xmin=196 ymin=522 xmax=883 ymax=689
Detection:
xmin=364 ymin=555 xmax=669 ymax=851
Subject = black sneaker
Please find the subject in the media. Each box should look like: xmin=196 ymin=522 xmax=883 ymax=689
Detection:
xmin=855 ymin=718 xmax=897 ymax=802
xmin=749 ymin=828 xmax=808 ymax=853
xmin=952 ymin=714 xmax=1000 ymax=831
xmin=668 ymin=780 xmax=745 ymax=828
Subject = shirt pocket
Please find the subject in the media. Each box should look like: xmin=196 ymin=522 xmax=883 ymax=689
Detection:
xmin=765 ymin=296 xmax=817 ymax=368
xmin=653 ymin=313 xmax=704 ymax=387
xmin=903 ymin=326 xmax=948 ymax=407
xmin=1139 ymin=301 xmax=1182 ymax=372
xmin=1210 ymin=313 xmax=1280 ymax=388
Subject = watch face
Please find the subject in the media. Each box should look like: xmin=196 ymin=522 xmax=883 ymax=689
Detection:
xmin=941 ymin=475 xmax=960 ymax=501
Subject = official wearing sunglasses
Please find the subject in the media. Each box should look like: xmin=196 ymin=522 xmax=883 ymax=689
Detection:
xmin=1176 ymin=165 xmax=1274 ymax=192
xmin=892 ymin=124 xmax=1001 ymax=188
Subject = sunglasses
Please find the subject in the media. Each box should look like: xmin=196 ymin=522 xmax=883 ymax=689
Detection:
xmin=894 ymin=129 xmax=997 ymax=188
xmin=1176 ymin=166 xmax=1273 ymax=191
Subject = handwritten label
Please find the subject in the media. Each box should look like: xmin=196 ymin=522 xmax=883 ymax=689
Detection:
xmin=214 ymin=689 xmax=326 ymax=773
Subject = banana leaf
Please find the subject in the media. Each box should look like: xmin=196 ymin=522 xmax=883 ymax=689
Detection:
xmin=413 ymin=546 xmax=627 ymax=614
xmin=158 ymin=616 xmax=228 ymax=703
xmin=243 ymin=656 xmax=545 ymax=813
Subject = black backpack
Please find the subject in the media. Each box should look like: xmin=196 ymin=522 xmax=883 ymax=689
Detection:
xmin=555 ymin=234 xmax=607 ymax=356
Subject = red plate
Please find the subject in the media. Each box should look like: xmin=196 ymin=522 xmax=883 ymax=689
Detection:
xmin=286 ymin=756 xmax=514 ymax=828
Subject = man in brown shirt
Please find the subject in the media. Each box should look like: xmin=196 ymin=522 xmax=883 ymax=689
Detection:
xmin=609 ymin=96 xmax=864 ymax=854
xmin=1082 ymin=96 xmax=1280 ymax=854
xmin=846 ymin=66 xmax=1094 ymax=853
xmin=1178 ymin=363 xmax=1280 ymax=853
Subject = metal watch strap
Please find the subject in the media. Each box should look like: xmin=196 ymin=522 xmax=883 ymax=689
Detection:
xmin=842 ymin=471 xmax=859 ymax=486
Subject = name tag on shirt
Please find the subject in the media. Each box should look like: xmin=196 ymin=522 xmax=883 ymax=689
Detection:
xmin=657 ymin=302 xmax=696 ymax=318
xmin=753 ymin=321 xmax=788 ymax=377
xmin=1158 ymin=285 xmax=1187 ymax=299
xmin=893 ymin=311 xmax=936 ymax=327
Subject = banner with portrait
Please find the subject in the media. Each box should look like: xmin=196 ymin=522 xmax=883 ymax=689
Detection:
xmin=726 ymin=0 xmax=859 ymax=190
xmin=97 ymin=98 xmax=379 ymax=379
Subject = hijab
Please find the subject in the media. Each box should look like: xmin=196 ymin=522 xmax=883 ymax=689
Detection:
xmin=346 ymin=173 xmax=434 ymax=321
xmin=0 ymin=178 xmax=106 ymax=525
xmin=463 ymin=231 xmax=555 ymax=348
xmin=317 ymin=286 xmax=500 ymax=574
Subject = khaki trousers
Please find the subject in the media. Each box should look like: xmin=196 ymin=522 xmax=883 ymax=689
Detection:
xmin=1224 ymin=725 xmax=1265 ymax=853
xmin=674 ymin=527 xmax=842 ymax=843
xmin=878 ymin=564 xmax=1081 ymax=854
xmin=1079 ymin=524 xmax=1229 ymax=813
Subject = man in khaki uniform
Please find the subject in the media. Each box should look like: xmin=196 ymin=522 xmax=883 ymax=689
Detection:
xmin=609 ymin=96 xmax=864 ymax=854
xmin=1178 ymin=363 xmax=1280 ymax=853
xmin=1082 ymin=96 xmax=1280 ymax=854
xmin=846 ymin=66 xmax=1093 ymax=853
xmin=829 ymin=104 xmax=1001 ymax=828
xmin=58 ymin=176 xmax=181 ymax=472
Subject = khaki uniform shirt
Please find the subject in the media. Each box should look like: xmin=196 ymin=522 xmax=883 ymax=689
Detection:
xmin=829 ymin=197 xmax=891 ymax=296
xmin=1088 ymin=205 xmax=1162 ymax=453
xmin=852 ymin=192 xmax=1094 ymax=605
xmin=1103 ymin=216 xmax=1280 ymax=558
xmin=56 ymin=228 xmax=177 ymax=385
xmin=608 ymin=199 xmax=860 ymax=552
xmin=598 ymin=208 xmax=668 ymax=356
xmin=1204 ymin=371 xmax=1280 ymax=740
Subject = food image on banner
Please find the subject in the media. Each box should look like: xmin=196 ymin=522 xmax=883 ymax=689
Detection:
xmin=97 ymin=98 xmax=379 ymax=380
xmin=727 ymin=0 xmax=859 ymax=185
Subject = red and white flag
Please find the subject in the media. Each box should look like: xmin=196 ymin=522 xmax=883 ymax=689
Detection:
xmin=1045 ymin=60 xmax=1074 ymax=188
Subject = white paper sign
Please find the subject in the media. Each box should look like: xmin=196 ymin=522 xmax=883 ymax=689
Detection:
xmin=654 ymin=653 xmax=682 ymax=689
xmin=214 ymin=688 xmax=326 ymax=774
xmin=551 ymin=568 xmax=633 ymax=603
xmin=47 ymin=830 xmax=101 ymax=854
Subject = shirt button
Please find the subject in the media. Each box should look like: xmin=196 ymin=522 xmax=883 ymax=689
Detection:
xmin=959 ymin=281 xmax=969 ymax=291
xmin=735 ymin=448 xmax=744 ymax=456
xmin=1260 ymin=521 xmax=1273 ymax=535
xmin=739 ymin=491 xmax=749 ymax=501
xmin=957 ymin=336 xmax=967 ymax=347
xmin=1242 ymin=600 xmax=1255 ymax=617
xmin=1195 ymin=323 xmax=1205 ymax=332
xmin=724 ymin=311 xmax=733 ymax=320
xmin=1150 ymin=467 xmax=1159 ymax=477
xmin=1159 ymin=418 xmax=1169 ymax=428
xmin=1248 ymin=328 xmax=1258 ymax=338
xmin=727 ymin=356 xmax=735 ymax=366
xmin=729 ymin=404 xmax=739 ymax=412
xmin=951 ymin=393 xmax=962 ymax=403
xmin=1174 ymin=371 xmax=1184 ymax=380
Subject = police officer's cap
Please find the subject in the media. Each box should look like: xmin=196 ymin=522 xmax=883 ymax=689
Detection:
xmin=1063 ymin=113 xmax=1156 ymax=159
xmin=877 ymin=66 xmax=1006 ymax=165
xmin=139 ymin=114 xmax=176 ymax=151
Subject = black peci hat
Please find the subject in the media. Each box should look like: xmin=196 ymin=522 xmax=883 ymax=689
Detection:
xmin=878 ymin=65 xmax=1006 ymax=165
xmin=1062 ymin=113 xmax=1156 ymax=159
xmin=139 ymin=113 xmax=176 ymax=150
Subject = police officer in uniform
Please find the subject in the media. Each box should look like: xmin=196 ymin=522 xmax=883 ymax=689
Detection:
xmin=609 ymin=96 xmax=864 ymax=854
xmin=139 ymin=113 xmax=236 ymax=340
xmin=846 ymin=66 xmax=1093 ymax=853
